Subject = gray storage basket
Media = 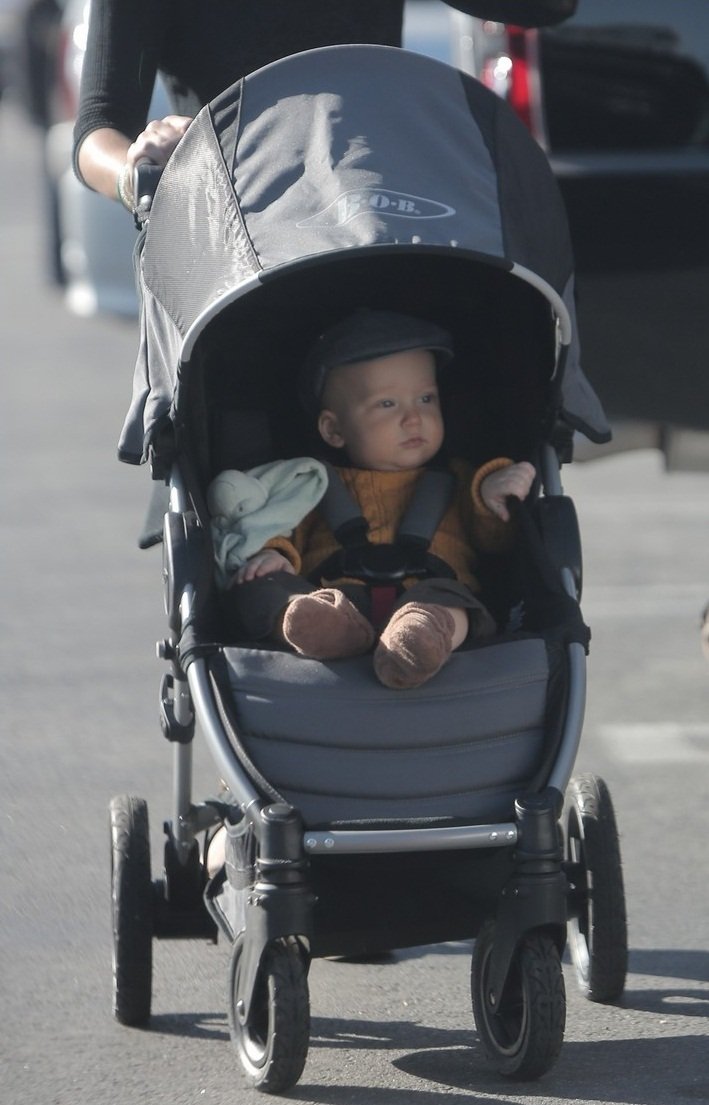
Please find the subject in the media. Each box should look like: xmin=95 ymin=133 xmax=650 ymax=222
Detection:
xmin=218 ymin=636 xmax=553 ymax=827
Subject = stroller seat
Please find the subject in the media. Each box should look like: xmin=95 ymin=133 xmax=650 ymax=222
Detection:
xmin=212 ymin=635 xmax=556 ymax=826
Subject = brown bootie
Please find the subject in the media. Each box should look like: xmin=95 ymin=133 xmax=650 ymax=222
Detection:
xmin=373 ymin=602 xmax=456 ymax=690
xmin=282 ymin=588 xmax=375 ymax=660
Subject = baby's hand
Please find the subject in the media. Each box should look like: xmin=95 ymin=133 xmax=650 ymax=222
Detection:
xmin=480 ymin=461 xmax=535 ymax=522
xmin=233 ymin=549 xmax=295 ymax=584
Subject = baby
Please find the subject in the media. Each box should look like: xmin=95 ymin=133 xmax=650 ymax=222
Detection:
xmin=225 ymin=309 xmax=534 ymax=689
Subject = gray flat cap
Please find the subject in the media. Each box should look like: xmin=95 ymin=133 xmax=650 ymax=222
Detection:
xmin=300 ymin=308 xmax=454 ymax=413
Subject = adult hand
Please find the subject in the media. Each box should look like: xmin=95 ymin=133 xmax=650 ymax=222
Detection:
xmin=480 ymin=461 xmax=535 ymax=522
xmin=233 ymin=549 xmax=295 ymax=584
xmin=126 ymin=115 xmax=193 ymax=171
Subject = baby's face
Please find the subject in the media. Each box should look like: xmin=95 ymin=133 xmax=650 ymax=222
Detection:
xmin=318 ymin=348 xmax=444 ymax=471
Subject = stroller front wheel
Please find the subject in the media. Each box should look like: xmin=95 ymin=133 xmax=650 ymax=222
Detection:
xmin=471 ymin=919 xmax=566 ymax=1080
xmin=109 ymin=795 xmax=153 ymax=1026
xmin=227 ymin=934 xmax=310 ymax=1093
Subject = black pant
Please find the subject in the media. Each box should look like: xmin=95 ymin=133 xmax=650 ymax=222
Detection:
xmin=221 ymin=572 xmax=496 ymax=642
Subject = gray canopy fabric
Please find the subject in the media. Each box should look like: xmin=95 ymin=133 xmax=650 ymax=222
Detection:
xmin=118 ymin=44 xmax=609 ymax=465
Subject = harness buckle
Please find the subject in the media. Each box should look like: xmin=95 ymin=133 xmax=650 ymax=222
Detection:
xmin=341 ymin=542 xmax=428 ymax=583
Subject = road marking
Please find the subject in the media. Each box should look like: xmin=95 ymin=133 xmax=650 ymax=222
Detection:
xmin=598 ymin=723 xmax=709 ymax=763
xmin=582 ymin=583 xmax=707 ymax=620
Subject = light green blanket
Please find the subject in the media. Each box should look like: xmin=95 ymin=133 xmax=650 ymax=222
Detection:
xmin=207 ymin=458 xmax=328 ymax=588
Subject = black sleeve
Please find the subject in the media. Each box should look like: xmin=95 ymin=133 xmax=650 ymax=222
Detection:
xmin=72 ymin=0 xmax=164 ymax=182
xmin=443 ymin=0 xmax=577 ymax=27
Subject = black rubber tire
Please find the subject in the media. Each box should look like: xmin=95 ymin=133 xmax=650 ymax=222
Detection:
xmin=471 ymin=920 xmax=566 ymax=1080
xmin=228 ymin=935 xmax=310 ymax=1093
xmin=564 ymin=773 xmax=628 ymax=1002
xmin=109 ymin=795 xmax=153 ymax=1026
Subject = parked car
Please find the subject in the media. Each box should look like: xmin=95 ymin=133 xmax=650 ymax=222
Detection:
xmin=460 ymin=3 xmax=709 ymax=465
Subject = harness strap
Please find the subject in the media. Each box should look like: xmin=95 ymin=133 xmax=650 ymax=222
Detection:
xmin=312 ymin=463 xmax=458 ymax=587
xmin=321 ymin=462 xmax=456 ymax=549
xmin=319 ymin=462 xmax=368 ymax=545
xmin=396 ymin=467 xmax=457 ymax=549
xmin=369 ymin=586 xmax=399 ymax=629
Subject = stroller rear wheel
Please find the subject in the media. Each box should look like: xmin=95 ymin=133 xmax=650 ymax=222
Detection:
xmin=228 ymin=934 xmax=310 ymax=1093
xmin=471 ymin=919 xmax=566 ymax=1079
xmin=109 ymin=795 xmax=153 ymax=1026
xmin=564 ymin=773 xmax=628 ymax=1002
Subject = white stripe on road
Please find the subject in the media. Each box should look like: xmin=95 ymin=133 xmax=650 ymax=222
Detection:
xmin=599 ymin=723 xmax=709 ymax=762
xmin=582 ymin=584 xmax=707 ymax=620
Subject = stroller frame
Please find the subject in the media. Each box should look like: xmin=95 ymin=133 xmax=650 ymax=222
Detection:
xmin=153 ymin=443 xmax=583 ymax=1027
xmin=109 ymin=43 xmax=627 ymax=1091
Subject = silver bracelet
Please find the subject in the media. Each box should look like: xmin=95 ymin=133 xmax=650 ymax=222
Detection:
xmin=115 ymin=163 xmax=135 ymax=211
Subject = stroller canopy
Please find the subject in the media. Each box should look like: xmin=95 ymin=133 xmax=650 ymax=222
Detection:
xmin=119 ymin=44 xmax=609 ymax=466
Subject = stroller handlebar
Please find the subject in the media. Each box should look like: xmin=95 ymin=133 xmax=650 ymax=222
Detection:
xmin=133 ymin=161 xmax=164 ymax=229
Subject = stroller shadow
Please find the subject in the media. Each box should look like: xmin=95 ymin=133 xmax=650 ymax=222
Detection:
xmin=301 ymin=1031 xmax=709 ymax=1105
xmin=393 ymin=1036 xmax=709 ymax=1104
xmin=620 ymin=948 xmax=709 ymax=1017
xmin=307 ymin=1014 xmax=707 ymax=1105
xmin=305 ymin=1017 xmax=510 ymax=1105
xmin=301 ymin=948 xmax=709 ymax=1104
xmin=395 ymin=941 xmax=473 ymax=961
xmin=626 ymin=948 xmax=709 ymax=984
xmin=148 ymin=1011 xmax=229 ymax=1042
xmin=145 ymin=947 xmax=708 ymax=1043
xmin=143 ymin=948 xmax=708 ymax=1104
xmin=310 ymin=1015 xmax=473 ymax=1054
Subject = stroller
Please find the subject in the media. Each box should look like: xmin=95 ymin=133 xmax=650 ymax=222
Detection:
xmin=110 ymin=44 xmax=627 ymax=1092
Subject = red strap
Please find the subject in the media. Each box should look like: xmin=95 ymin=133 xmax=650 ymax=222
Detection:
xmin=369 ymin=586 xmax=399 ymax=630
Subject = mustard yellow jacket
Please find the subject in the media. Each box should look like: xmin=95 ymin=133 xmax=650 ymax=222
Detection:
xmin=267 ymin=457 xmax=514 ymax=592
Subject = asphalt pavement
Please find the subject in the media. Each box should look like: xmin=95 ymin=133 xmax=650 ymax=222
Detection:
xmin=2 ymin=98 xmax=709 ymax=1105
